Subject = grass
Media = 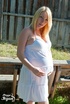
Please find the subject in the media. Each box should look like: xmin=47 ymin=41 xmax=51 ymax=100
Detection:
xmin=0 ymin=41 xmax=17 ymax=58
xmin=0 ymin=41 xmax=70 ymax=104
xmin=0 ymin=41 xmax=70 ymax=60
xmin=49 ymin=96 xmax=70 ymax=104
xmin=51 ymin=47 xmax=70 ymax=60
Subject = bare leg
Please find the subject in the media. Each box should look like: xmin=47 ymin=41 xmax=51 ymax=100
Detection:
xmin=27 ymin=101 xmax=35 ymax=104
xmin=38 ymin=100 xmax=49 ymax=104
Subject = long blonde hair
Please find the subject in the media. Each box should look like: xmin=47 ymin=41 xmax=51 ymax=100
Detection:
xmin=31 ymin=6 xmax=52 ymax=40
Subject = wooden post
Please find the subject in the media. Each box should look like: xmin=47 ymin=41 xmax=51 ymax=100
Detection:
xmin=51 ymin=66 xmax=61 ymax=98
xmin=16 ymin=0 xmax=24 ymax=40
xmin=48 ymin=67 xmax=56 ymax=94
xmin=0 ymin=0 xmax=3 ymax=40
xmin=12 ymin=69 xmax=18 ymax=97
xmin=9 ymin=0 xmax=16 ymax=40
xmin=24 ymin=0 xmax=32 ymax=27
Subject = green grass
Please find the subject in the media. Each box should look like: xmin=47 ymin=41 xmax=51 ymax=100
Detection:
xmin=0 ymin=41 xmax=70 ymax=60
xmin=0 ymin=42 xmax=17 ymax=58
xmin=51 ymin=47 xmax=70 ymax=60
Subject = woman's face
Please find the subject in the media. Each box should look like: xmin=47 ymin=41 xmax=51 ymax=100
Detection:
xmin=36 ymin=11 xmax=48 ymax=29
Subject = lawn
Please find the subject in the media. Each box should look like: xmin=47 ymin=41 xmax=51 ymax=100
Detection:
xmin=0 ymin=41 xmax=70 ymax=104
xmin=0 ymin=41 xmax=70 ymax=60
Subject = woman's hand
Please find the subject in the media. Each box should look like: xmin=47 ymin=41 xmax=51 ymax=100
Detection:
xmin=32 ymin=67 xmax=45 ymax=77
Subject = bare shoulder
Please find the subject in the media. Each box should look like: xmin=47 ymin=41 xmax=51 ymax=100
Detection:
xmin=18 ymin=27 xmax=33 ymax=44
xmin=20 ymin=27 xmax=32 ymax=38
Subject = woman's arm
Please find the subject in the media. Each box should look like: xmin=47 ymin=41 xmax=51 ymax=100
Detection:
xmin=17 ymin=28 xmax=34 ymax=71
xmin=17 ymin=28 xmax=45 ymax=77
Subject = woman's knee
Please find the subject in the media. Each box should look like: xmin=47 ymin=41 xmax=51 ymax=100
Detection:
xmin=38 ymin=100 xmax=49 ymax=104
xmin=27 ymin=101 xmax=35 ymax=104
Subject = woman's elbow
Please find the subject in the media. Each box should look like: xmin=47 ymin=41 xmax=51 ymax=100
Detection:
xmin=17 ymin=51 xmax=20 ymax=58
xmin=17 ymin=50 xmax=23 ymax=60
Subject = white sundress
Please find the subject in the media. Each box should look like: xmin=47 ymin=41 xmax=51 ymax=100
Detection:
xmin=17 ymin=35 xmax=54 ymax=103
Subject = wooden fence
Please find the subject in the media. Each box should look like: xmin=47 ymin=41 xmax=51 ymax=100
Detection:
xmin=0 ymin=0 xmax=70 ymax=48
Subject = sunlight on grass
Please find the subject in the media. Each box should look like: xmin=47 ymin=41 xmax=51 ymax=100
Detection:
xmin=0 ymin=42 xmax=70 ymax=60
xmin=0 ymin=42 xmax=17 ymax=58
xmin=51 ymin=47 xmax=70 ymax=60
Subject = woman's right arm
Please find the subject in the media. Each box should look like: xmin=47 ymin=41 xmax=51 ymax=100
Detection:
xmin=17 ymin=28 xmax=34 ymax=71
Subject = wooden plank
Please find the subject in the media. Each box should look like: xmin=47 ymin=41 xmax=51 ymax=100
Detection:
xmin=68 ymin=0 xmax=70 ymax=18
xmin=2 ymin=0 xmax=8 ymax=40
xmin=0 ymin=68 xmax=14 ymax=74
xmin=53 ymin=18 xmax=70 ymax=22
xmin=53 ymin=60 xmax=70 ymax=66
xmin=59 ymin=79 xmax=70 ymax=82
xmin=12 ymin=69 xmax=18 ymax=96
xmin=9 ymin=0 xmax=16 ymax=40
xmin=0 ymin=0 xmax=3 ymax=40
xmin=50 ymin=20 xmax=59 ymax=46
xmin=48 ymin=0 xmax=54 ymax=16
xmin=61 ymin=0 xmax=68 ymax=18
xmin=41 ymin=0 xmax=45 ymax=6
xmin=48 ymin=68 xmax=56 ymax=94
xmin=64 ymin=22 xmax=70 ymax=47
xmin=61 ymin=65 xmax=70 ymax=69
xmin=51 ymin=66 xmax=62 ymax=98
xmin=0 ymin=58 xmax=70 ymax=66
xmin=58 ymin=0 xmax=62 ymax=18
xmin=24 ymin=0 xmax=32 ymax=27
xmin=0 ymin=75 xmax=14 ymax=81
xmin=44 ymin=0 xmax=48 ymax=6
xmin=16 ymin=0 xmax=24 ymax=40
xmin=3 ymin=12 xmax=70 ymax=22
xmin=57 ymin=22 xmax=66 ymax=47
xmin=0 ymin=58 xmax=21 ymax=64
xmin=53 ymin=0 xmax=59 ymax=18
xmin=3 ymin=12 xmax=33 ymax=18
xmin=32 ymin=0 xmax=38 ymax=14
xmin=61 ymin=22 xmax=66 ymax=46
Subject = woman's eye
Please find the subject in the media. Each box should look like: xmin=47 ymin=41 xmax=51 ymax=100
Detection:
xmin=40 ymin=16 xmax=43 ymax=18
xmin=45 ymin=19 xmax=48 ymax=21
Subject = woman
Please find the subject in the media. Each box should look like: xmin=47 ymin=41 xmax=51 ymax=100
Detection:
xmin=17 ymin=6 xmax=53 ymax=104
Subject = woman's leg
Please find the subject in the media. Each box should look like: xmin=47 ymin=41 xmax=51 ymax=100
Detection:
xmin=27 ymin=101 xmax=35 ymax=104
xmin=38 ymin=100 xmax=49 ymax=104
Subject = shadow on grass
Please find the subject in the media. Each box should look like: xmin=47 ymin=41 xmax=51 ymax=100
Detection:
xmin=0 ymin=40 xmax=17 ymax=46
xmin=57 ymin=87 xmax=70 ymax=101
xmin=52 ymin=46 xmax=70 ymax=52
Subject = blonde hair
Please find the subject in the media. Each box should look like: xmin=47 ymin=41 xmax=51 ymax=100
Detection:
xmin=31 ymin=6 xmax=52 ymax=40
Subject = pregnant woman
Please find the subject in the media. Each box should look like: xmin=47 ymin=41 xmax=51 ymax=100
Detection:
xmin=17 ymin=6 xmax=53 ymax=104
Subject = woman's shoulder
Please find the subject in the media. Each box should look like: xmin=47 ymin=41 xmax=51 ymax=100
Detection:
xmin=21 ymin=27 xmax=32 ymax=34
xmin=19 ymin=27 xmax=33 ymax=38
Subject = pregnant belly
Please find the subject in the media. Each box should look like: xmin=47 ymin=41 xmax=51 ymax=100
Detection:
xmin=29 ymin=56 xmax=53 ymax=67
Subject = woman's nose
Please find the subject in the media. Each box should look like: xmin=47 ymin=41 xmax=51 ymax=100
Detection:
xmin=41 ymin=18 xmax=45 ymax=24
xmin=41 ymin=18 xmax=44 ymax=23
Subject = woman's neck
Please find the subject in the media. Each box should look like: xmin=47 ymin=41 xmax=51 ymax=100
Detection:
xmin=35 ymin=30 xmax=42 ymax=37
